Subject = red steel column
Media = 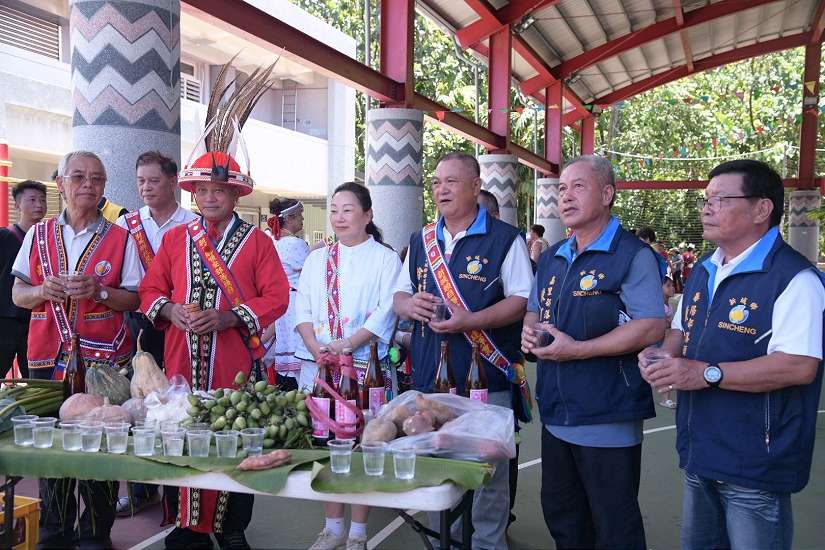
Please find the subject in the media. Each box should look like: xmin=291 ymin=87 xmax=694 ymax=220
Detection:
xmin=487 ymin=26 xmax=512 ymax=151
xmin=379 ymin=0 xmax=415 ymax=105
xmin=0 ymin=141 xmax=9 ymax=227
xmin=580 ymin=116 xmax=595 ymax=155
xmin=797 ymin=41 xmax=821 ymax=189
xmin=544 ymin=83 xmax=563 ymax=175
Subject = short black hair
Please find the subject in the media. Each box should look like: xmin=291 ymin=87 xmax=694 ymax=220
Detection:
xmin=637 ymin=226 xmax=656 ymax=243
xmin=531 ymin=224 xmax=545 ymax=237
xmin=12 ymin=180 xmax=47 ymax=202
xmin=478 ymin=189 xmax=499 ymax=216
xmin=708 ymin=159 xmax=784 ymax=227
xmin=136 ymin=151 xmax=177 ymax=177
xmin=439 ymin=151 xmax=480 ymax=178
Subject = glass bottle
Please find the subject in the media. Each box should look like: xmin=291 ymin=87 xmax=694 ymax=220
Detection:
xmin=311 ymin=346 xmax=334 ymax=445
xmin=360 ymin=340 xmax=385 ymax=417
xmin=63 ymin=335 xmax=86 ymax=398
xmin=465 ymin=343 xmax=488 ymax=403
xmin=433 ymin=341 xmax=457 ymax=394
xmin=335 ymin=348 xmax=360 ymax=430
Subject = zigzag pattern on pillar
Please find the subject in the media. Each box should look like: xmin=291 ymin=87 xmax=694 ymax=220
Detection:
xmin=536 ymin=181 xmax=559 ymax=220
xmin=480 ymin=161 xmax=518 ymax=208
xmin=366 ymin=119 xmax=423 ymax=187
xmin=70 ymin=1 xmax=180 ymax=133
xmin=789 ymin=192 xmax=821 ymax=227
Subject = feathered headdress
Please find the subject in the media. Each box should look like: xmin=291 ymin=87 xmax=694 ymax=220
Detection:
xmin=179 ymin=54 xmax=278 ymax=197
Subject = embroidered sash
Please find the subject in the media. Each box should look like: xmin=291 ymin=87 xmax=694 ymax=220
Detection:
xmin=34 ymin=220 xmax=73 ymax=344
xmin=124 ymin=211 xmax=155 ymax=269
xmin=186 ymin=219 xmax=263 ymax=358
xmin=325 ymin=242 xmax=343 ymax=340
xmin=421 ymin=222 xmax=514 ymax=379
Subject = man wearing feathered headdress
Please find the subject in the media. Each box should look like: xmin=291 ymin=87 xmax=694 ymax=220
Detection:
xmin=138 ymin=59 xmax=289 ymax=549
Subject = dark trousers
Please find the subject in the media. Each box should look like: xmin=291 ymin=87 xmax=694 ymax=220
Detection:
xmin=164 ymin=488 xmax=255 ymax=533
xmin=0 ymin=317 xmax=28 ymax=378
xmin=540 ymin=427 xmax=646 ymax=550
xmin=126 ymin=311 xmax=165 ymax=367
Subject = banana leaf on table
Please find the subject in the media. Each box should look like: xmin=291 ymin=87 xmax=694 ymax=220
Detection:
xmin=309 ymin=453 xmax=491 ymax=493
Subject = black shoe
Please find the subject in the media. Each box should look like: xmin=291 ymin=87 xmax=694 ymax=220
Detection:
xmin=215 ymin=530 xmax=251 ymax=550
xmin=508 ymin=512 xmax=516 ymax=527
xmin=164 ymin=527 xmax=214 ymax=550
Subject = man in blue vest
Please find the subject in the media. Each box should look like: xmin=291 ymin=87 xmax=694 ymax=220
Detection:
xmin=521 ymin=155 xmax=666 ymax=549
xmin=639 ymin=159 xmax=824 ymax=550
xmin=394 ymin=151 xmax=533 ymax=549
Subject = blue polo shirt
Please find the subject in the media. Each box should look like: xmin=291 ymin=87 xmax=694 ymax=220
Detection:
xmin=528 ymin=216 xmax=664 ymax=447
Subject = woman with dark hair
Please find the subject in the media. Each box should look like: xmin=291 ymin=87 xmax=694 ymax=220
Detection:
xmin=261 ymin=198 xmax=309 ymax=389
xmin=295 ymin=182 xmax=400 ymax=550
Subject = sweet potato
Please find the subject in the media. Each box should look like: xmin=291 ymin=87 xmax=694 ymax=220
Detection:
xmin=415 ymin=394 xmax=455 ymax=427
xmin=386 ymin=404 xmax=414 ymax=431
xmin=403 ymin=412 xmax=435 ymax=436
xmin=237 ymin=449 xmax=292 ymax=471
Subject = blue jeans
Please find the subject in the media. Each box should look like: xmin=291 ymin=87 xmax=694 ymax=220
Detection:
xmin=681 ymin=472 xmax=793 ymax=550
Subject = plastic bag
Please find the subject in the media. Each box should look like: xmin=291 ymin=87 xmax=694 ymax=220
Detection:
xmin=122 ymin=397 xmax=147 ymax=423
xmin=381 ymin=391 xmax=515 ymax=462
xmin=145 ymin=374 xmax=191 ymax=426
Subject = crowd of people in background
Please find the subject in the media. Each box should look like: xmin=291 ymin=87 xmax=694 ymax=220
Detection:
xmin=0 ymin=149 xmax=822 ymax=550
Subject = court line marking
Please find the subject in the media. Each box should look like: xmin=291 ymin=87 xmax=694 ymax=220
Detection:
xmin=131 ymin=411 xmax=825 ymax=549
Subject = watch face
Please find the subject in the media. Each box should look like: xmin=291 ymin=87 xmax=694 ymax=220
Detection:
xmin=704 ymin=366 xmax=722 ymax=383
xmin=99 ymin=289 xmax=109 ymax=300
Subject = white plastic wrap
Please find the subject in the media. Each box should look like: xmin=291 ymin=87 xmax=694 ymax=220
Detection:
xmin=380 ymin=391 xmax=515 ymax=462
xmin=144 ymin=375 xmax=191 ymax=426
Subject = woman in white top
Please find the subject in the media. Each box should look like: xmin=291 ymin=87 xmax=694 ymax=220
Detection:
xmin=295 ymin=182 xmax=400 ymax=550
xmin=262 ymin=198 xmax=310 ymax=388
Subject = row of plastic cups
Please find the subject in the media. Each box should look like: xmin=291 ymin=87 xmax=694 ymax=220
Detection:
xmin=12 ymin=415 xmax=57 ymax=448
xmin=327 ymin=439 xmax=416 ymax=480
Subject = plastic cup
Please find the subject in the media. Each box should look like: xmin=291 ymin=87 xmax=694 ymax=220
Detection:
xmin=60 ymin=422 xmax=83 ymax=451
xmin=80 ymin=421 xmax=104 ymax=453
xmin=361 ymin=441 xmax=387 ymax=476
xmin=187 ymin=429 xmax=213 ymax=457
xmin=132 ymin=427 xmax=156 ymax=456
xmin=183 ymin=303 xmax=200 ymax=314
xmin=240 ymin=428 xmax=265 ymax=457
xmin=328 ymin=439 xmax=355 ymax=474
xmin=32 ymin=417 xmax=57 ymax=449
xmin=534 ymin=328 xmax=554 ymax=348
xmin=215 ymin=430 xmax=240 ymax=458
xmin=12 ymin=415 xmax=38 ymax=446
xmin=59 ymin=270 xmax=83 ymax=297
xmin=161 ymin=428 xmax=186 ymax=456
xmin=393 ymin=448 xmax=416 ymax=480
xmin=104 ymin=422 xmax=130 ymax=454
xmin=431 ymin=298 xmax=449 ymax=322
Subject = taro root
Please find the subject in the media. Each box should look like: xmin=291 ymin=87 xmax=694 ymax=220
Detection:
xmin=386 ymin=404 xmax=414 ymax=431
xmin=362 ymin=417 xmax=398 ymax=443
xmin=415 ymin=394 xmax=455 ymax=427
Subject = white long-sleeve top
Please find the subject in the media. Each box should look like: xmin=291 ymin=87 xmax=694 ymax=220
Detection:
xmin=294 ymin=236 xmax=401 ymax=362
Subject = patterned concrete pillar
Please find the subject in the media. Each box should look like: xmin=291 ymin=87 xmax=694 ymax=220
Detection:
xmin=479 ymin=154 xmax=518 ymax=226
xmin=536 ymin=177 xmax=566 ymax=246
xmin=70 ymin=0 xmax=181 ymax=211
xmin=788 ymin=189 xmax=821 ymax=263
xmin=366 ymin=108 xmax=424 ymax=252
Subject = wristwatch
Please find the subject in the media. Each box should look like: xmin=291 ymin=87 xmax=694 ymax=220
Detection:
xmin=703 ymin=363 xmax=723 ymax=388
xmin=94 ymin=285 xmax=109 ymax=303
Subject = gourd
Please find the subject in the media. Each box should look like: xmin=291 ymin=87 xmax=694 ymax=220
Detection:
xmin=130 ymin=330 xmax=169 ymax=399
xmin=59 ymin=393 xmax=104 ymax=422
xmin=85 ymin=397 xmax=132 ymax=424
xmin=86 ymin=364 xmax=131 ymax=405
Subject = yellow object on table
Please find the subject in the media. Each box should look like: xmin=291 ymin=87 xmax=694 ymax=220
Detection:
xmin=0 ymin=494 xmax=40 ymax=550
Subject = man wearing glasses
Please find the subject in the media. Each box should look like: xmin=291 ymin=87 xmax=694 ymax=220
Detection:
xmin=639 ymin=159 xmax=825 ymax=550
xmin=11 ymin=150 xmax=142 ymax=548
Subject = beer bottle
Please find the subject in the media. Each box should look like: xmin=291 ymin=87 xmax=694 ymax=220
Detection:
xmin=335 ymin=348 xmax=360 ymax=430
xmin=361 ymin=340 xmax=385 ymax=417
xmin=63 ymin=335 xmax=86 ymax=398
xmin=311 ymin=346 xmax=334 ymax=445
xmin=433 ymin=341 xmax=457 ymax=394
xmin=465 ymin=343 xmax=488 ymax=403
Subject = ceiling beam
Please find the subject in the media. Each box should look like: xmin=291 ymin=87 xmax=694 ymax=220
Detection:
xmin=521 ymin=0 xmax=782 ymax=96
xmin=810 ymin=0 xmax=825 ymax=44
xmin=456 ymin=0 xmax=560 ymax=48
xmin=593 ymin=32 xmax=809 ymax=106
xmin=673 ymin=0 xmax=695 ymax=72
xmin=617 ymin=178 xmax=824 ymax=190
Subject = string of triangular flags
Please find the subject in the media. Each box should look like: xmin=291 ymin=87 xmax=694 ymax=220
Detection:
xmin=426 ymin=80 xmax=822 ymax=121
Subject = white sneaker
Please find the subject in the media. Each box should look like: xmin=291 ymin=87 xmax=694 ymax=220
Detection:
xmin=345 ymin=534 xmax=367 ymax=550
xmin=308 ymin=529 xmax=347 ymax=550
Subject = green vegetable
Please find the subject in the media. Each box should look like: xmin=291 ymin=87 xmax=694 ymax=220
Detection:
xmin=234 ymin=371 xmax=246 ymax=386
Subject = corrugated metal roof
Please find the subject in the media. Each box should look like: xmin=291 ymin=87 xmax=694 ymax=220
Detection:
xmin=418 ymin=0 xmax=819 ymax=110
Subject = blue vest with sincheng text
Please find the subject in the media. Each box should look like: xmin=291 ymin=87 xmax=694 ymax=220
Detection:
xmin=535 ymin=224 xmax=656 ymax=426
xmin=407 ymin=212 xmax=522 ymax=393
xmin=677 ymin=228 xmax=824 ymax=493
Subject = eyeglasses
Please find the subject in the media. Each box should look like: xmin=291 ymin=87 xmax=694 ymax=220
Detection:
xmin=696 ymin=195 xmax=762 ymax=211
xmin=63 ymin=174 xmax=106 ymax=186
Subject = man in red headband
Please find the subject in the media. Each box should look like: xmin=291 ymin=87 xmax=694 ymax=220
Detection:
xmin=139 ymin=149 xmax=289 ymax=549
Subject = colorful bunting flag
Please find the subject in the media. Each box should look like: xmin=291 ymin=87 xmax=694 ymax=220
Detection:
xmin=805 ymin=81 xmax=817 ymax=94
xmin=735 ymin=91 xmax=745 ymax=101
xmin=435 ymin=111 xmax=446 ymax=121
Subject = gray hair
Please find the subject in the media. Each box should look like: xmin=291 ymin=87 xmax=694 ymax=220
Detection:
xmin=563 ymin=155 xmax=615 ymax=189
xmin=57 ymin=150 xmax=106 ymax=178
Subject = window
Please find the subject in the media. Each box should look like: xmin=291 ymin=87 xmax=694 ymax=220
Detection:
xmin=312 ymin=230 xmax=325 ymax=244
xmin=0 ymin=5 xmax=60 ymax=60
xmin=180 ymin=61 xmax=202 ymax=102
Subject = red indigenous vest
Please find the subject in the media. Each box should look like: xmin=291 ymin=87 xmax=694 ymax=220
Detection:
xmin=26 ymin=217 xmax=132 ymax=373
